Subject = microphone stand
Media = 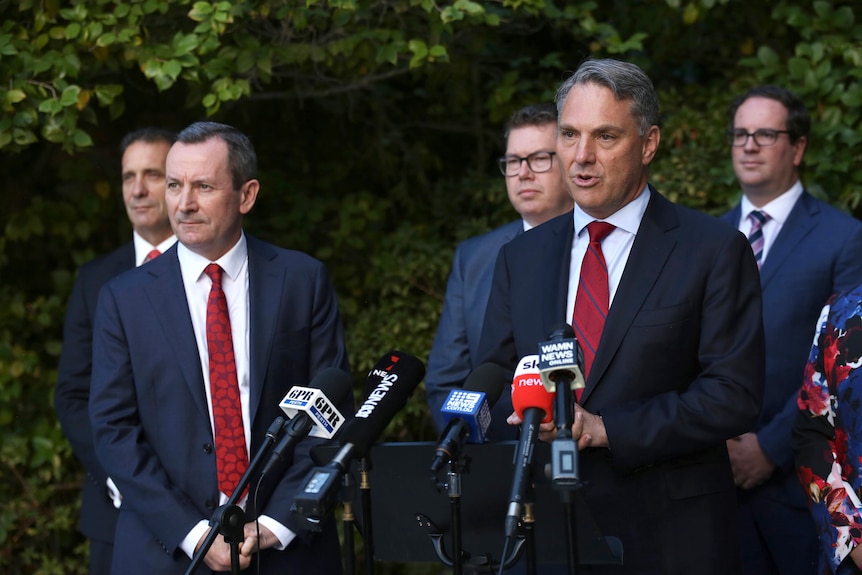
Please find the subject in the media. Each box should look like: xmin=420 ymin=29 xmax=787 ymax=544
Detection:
xmin=340 ymin=472 xmax=357 ymax=575
xmin=359 ymin=455 xmax=375 ymax=575
xmin=550 ymin=376 xmax=581 ymax=575
xmin=185 ymin=416 xmax=289 ymax=575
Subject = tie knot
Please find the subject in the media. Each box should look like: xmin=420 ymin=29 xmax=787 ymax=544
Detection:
xmin=204 ymin=263 xmax=223 ymax=286
xmin=748 ymin=210 xmax=770 ymax=226
xmin=144 ymin=249 xmax=161 ymax=263
xmin=586 ymin=221 xmax=615 ymax=243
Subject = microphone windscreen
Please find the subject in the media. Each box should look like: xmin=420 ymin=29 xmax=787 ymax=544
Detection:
xmin=463 ymin=362 xmax=507 ymax=406
xmin=338 ymin=351 xmax=425 ymax=456
xmin=511 ymin=354 xmax=555 ymax=423
xmin=310 ymin=367 xmax=354 ymax=403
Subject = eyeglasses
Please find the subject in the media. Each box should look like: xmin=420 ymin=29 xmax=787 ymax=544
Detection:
xmin=498 ymin=151 xmax=556 ymax=176
xmin=726 ymin=129 xmax=791 ymax=147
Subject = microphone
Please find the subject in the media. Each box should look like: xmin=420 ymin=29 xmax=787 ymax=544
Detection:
xmin=504 ymin=354 xmax=555 ymax=538
xmin=537 ymin=324 xmax=584 ymax=393
xmin=539 ymin=325 xmax=583 ymax=488
xmin=292 ymin=351 xmax=425 ymax=526
xmin=261 ymin=367 xmax=353 ymax=477
xmin=429 ymin=363 xmax=507 ymax=473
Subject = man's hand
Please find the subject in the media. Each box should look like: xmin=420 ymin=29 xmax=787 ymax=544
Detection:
xmin=241 ymin=522 xmax=278 ymax=555
xmin=507 ymin=406 xmax=608 ymax=448
xmin=195 ymin=528 xmax=253 ymax=572
xmin=571 ymin=406 xmax=608 ymax=449
xmin=727 ymin=432 xmax=775 ymax=490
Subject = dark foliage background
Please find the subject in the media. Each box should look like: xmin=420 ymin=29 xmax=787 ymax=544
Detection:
xmin=2 ymin=0 xmax=861 ymax=572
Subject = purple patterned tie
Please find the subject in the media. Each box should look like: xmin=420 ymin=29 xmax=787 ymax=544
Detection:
xmin=204 ymin=264 xmax=248 ymax=497
xmin=573 ymin=221 xmax=616 ymax=386
xmin=747 ymin=210 xmax=770 ymax=269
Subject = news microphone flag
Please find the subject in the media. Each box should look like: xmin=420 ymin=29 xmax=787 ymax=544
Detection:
xmin=440 ymin=390 xmax=491 ymax=443
xmin=293 ymin=351 xmax=425 ymax=526
xmin=279 ymin=385 xmax=345 ymax=439
xmin=537 ymin=324 xmax=585 ymax=392
xmin=512 ymin=354 xmax=554 ymax=423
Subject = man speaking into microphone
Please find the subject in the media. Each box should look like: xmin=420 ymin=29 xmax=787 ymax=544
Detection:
xmin=477 ymin=59 xmax=764 ymax=574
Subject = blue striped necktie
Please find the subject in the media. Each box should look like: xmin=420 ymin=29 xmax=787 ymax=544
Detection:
xmin=747 ymin=210 xmax=770 ymax=269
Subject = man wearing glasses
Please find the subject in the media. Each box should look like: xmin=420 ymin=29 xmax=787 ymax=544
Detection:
xmin=425 ymin=103 xmax=573 ymax=438
xmin=721 ymin=85 xmax=862 ymax=575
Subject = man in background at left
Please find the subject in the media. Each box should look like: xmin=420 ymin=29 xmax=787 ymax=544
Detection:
xmin=55 ymin=127 xmax=177 ymax=574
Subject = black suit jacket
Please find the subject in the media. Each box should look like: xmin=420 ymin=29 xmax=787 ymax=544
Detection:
xmin=478 ymin=188 xmax=765 ymax=574
xmin=55 ymin=242 xmax=134 ymax=543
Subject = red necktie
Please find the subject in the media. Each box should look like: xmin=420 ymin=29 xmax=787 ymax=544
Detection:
xmin=204 ymin=264 xmax=248 ymax=497
xmin=573 ymin=221 xmax=616 ymax=386
xmin=144 ymin=249 xmax=161 ymax=263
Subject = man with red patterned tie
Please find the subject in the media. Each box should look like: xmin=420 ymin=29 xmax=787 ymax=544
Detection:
xmin=55 ymin=127 xmax=176 ymax=575
xmin=89 ymin=122 xmax=351 ymax=574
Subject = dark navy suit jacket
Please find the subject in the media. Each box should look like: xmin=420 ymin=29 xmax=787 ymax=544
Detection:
xmin=425 ymin=220 xmax=522 ymax=436
xmin=55 ymin=242 xmax=133 ymax=546
xmin=721 ymin=191 xmax=862 ymax=502
xmin=89 ymin=236 xmax=351 ymax=574
xmin=478 ymin=189 xmax=765 ymax=574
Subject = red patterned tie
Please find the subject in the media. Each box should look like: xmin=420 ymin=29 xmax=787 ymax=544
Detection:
xmin=144 ymin=249 xmax=161 ymax=263
xmin=204 ymin=263 xmax=248 ymax=497
xmin=573 ymin=221 xmax=616 ymax=386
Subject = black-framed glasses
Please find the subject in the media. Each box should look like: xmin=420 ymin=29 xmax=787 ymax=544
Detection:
xmin=726 ymin=129 xmax=791 ymax=147
xmin=498 ymin=151 xmax=556 ymax=176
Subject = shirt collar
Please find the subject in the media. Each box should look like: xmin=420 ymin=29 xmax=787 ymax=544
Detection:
xmin=132 ymin=231 xmax=177 ymax=266
xmin=177 ymin=232 xmax=248 ymax=285
xmin=572 ymin=183 xmax=651 ymax=238
xmin=740 ymin=180 xmax=803 ymax=226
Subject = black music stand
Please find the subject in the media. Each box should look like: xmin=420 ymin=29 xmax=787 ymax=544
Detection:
xmin=314 ymin=441 xmax=622 ymax=572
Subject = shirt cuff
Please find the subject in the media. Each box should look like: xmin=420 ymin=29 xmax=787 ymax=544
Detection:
xmin=180 ymin=520 xmax=211 ymax=559
xmin=256 ymin=515 xmax=296 ymax=551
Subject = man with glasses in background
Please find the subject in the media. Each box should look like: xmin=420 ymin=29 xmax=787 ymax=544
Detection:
xmin=721 ymin=85 xmax=862 ymax=575
xmin=425 ymin=103 xmax=573 ymax=439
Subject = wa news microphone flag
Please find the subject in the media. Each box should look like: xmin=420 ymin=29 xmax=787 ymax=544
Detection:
xmin=429 ymin=363 xmax=506 ymax=472
xmin=262 ymin=367 xmax=353 ymax=477
xmin=292 ymin=351 xmax=425 ymax=526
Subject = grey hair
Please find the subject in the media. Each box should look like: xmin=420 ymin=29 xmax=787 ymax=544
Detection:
xmin=555 ymin=59 xmax=660 ymax=136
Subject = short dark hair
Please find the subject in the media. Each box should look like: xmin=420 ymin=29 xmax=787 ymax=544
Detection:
xmin=555 ymin=59 xmax=660 ymax=136
xmin=175 ymin=122 xmax=257 ymax=190
xmin=119 ymin=127 xmax=176 ymax=155
xmin=727 ymin=85 xmax=810 ymax=144
xmin=503 ymin=103 xmax=558 ymax=140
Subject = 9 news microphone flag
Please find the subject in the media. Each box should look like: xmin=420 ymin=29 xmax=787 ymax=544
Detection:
xmin=429 ymin=362 xmax=506 ymax=472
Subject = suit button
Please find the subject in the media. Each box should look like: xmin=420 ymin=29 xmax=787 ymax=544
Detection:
xmin=203 ymin=443 xmax=213 ymax=454
xmin=206 ymin=499 xmax=216 ymax=510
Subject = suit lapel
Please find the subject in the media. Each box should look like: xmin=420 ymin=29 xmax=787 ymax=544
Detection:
xmin=758 ymin=191 xmax=816 ymax=290
xmin=541 ymin=214 xmax=576 ymax=334
xmin=143 ymin=246 xmax=210 ymax=421
xmin=581 ymin=190 xmax=679 ymax=402
xmin=247 ymin=237 xmax=281 ymax=422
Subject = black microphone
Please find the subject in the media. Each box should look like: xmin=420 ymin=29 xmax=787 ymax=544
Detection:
xmin=261 ymin=367 xmax=353 ymax=477
xmin=538 ymin=324 xmax=582 ymax=488
xmin=292 ymin=351 xmax=425 ymax=526
xmin=504 ymin=354 xmax=555 ymax=538
xmin=429 ymin=363 xmax=506 ymax=472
